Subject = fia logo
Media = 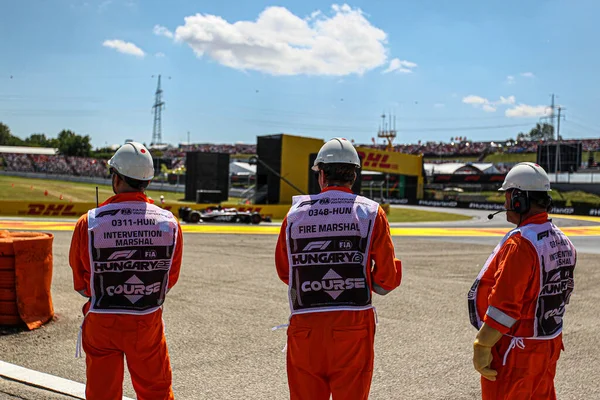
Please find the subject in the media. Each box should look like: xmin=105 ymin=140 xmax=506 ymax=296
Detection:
xmin=145 ymin=250 xmax=157 ymax=259
xmin=338 ymin=240 xmax=353 ymax=250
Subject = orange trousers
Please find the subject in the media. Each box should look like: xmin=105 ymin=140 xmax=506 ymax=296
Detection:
xmin=286 ymin=309 xmax=376 ymax=400
xmin=82 ymin=309 xmax=174 ymax=400
xmin=481 ymin=335 xmax=563 ymax=400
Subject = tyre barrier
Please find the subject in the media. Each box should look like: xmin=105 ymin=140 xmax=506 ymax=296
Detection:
xmin=0 ymin=231 xmax=54 ymax=329
xmin=0 ymin=256 xmax=16 ymax=270
xmin=0 ymin=288 xmax=17 ymax=301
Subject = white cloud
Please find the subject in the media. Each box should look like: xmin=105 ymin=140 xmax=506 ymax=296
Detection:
xmin=462 ymin=95 xmax=488 ymax=105
xmin=172 ymin=4 xmax=400 ymax=76
xmin=505 ymin=104 xmax=550 ymax=118
xmin=383 ymin=58 xmax=417 ymax=74
xmin=155 ymin=52 xmax=166 ymax=58
xmin=308 ymin=10 xmax=322 ymax=20
xmin=102 ymin=39 xmax=145 ymax=57
xmin=463 ymin=94 xmax=517 ymax=113
xmin=506 ymin=75 xmax=515 ymax=84
xmin=434 ymin=103 xmax=445 ymax=108
xmin=498 ymin=95 xmax=516 ymax=105
xmin=153 ymin=25 xmax=174 ymax=39
xmin=520 ymin=72 xmax=535 ymax=78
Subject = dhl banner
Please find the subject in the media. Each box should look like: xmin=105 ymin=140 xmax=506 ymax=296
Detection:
xmin=0 ymin=201 xmax=293 ymax=220
xmin=0 ymin=201 xmax=97 ymax=217
xmin=355 ymin=146 xmax=423 ymax=177
xmin=0 ymin=201 xmax=386 ymax=220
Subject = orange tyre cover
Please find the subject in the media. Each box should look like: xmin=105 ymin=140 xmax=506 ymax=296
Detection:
xmin=0 ymin=239 xmax=15 ymax=257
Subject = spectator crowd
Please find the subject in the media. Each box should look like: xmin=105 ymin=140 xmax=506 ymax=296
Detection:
xmin=2 ymin=138 xmax=598 ymax=176
xmin=161 ymin=138 xmax=600 ymax=160
xmin=364 ymin=138 xmax=600 ymax=157
xmin=2 ymin=154 xmax=109 ymax=177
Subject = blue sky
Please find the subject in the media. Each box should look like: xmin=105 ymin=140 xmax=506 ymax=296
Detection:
xmin=1 ymin=0 xmax=599 ymax=148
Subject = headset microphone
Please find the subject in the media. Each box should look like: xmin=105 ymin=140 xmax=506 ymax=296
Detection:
xmin=487 ymin=210 xmax=506 ymax=220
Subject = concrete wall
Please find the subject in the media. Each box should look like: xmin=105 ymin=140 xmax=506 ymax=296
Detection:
xmin=554 ymin=183 xmax=600 ymax=195
xmin=0 ymin=170 xmax=185 ymax=193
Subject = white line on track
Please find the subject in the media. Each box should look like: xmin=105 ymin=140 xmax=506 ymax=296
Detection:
xmin=0 ymin=361 xmax=134 ymax=400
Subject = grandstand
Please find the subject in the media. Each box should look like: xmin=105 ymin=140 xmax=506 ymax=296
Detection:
xmin=165 ymin=138 xmax=600 ymax=159
xmin=0 ymin=146 xmax=108 ymax=178
xmin=1 ymin=138 xmax=598 ymax=180
xmin=423 ymin=163 xmax=501 ymax=175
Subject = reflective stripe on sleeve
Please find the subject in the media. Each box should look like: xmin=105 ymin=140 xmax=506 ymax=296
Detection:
xmin=486 ymin=306 xmax=517 ymax=328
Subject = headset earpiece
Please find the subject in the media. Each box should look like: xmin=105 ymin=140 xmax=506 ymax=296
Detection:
xmin=511 ymin=190 xmax=530 ymax=214
xmin=546 ymin=195 xmax=553 ymax=212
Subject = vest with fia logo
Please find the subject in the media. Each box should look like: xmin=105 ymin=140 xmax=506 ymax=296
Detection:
xmin=87 ymin=202 xmax=179 ymax=315
xmin=468 ymin=221 xmax=576 ymax=338
xmin=286 ymin=191 xmax=378 ymax=315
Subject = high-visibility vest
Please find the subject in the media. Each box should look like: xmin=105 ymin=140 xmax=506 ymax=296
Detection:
xmin=468 ymin=221 xmax=576 ymax=339
xmin=87 ymin=202 xmax=179 ymax=315
xmin=286 ymin=191 xmax=378 ymax=315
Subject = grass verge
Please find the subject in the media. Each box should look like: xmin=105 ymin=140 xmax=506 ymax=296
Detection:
xmin=386 ymin=207 xmax=472 ymax=223
xmin=467 ymin=189 xmax=600 ymax=206
xmin=0 ymin=175 xmax=193 ymax=204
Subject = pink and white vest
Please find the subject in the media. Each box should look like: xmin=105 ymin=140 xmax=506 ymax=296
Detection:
xmin=286 ymin=190 xmax=379 ymax=315
xmin=468 ymin=221 xmax=576 ymax=339
xmin=87 ymin=201 xmax=179 ymax=315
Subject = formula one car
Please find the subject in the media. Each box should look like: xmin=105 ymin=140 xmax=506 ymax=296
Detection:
xmin=178 ymin=206 xmax=268 ymax=224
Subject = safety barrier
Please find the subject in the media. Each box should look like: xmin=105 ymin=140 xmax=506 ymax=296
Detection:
xmin=0 ymin=231 xmax=54 ymax=329
xmin=0 ymin=200 xmax=294 ymax=220
xmin=0 ymin=201 xmax=389 ymax=220
xmin=387 ymin=198 xmax=600 ymax=217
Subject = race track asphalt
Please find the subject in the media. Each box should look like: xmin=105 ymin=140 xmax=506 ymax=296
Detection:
xmin=0 ymin=208 xmax=599 ymax=399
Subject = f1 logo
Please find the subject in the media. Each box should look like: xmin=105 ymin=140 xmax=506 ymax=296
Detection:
xmin=107 ymin=250 xmax=137 ymax=260
xmin=96 ymin=209 xmax=120 ymax=218
xmin=303 ymin=240 xmax=332 ymax=251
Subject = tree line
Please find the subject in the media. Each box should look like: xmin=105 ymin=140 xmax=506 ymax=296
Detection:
xmin=0 ymin=122 xmax=92 ymax=157
xmin=515 ymin=122 xmax=558 ymax=142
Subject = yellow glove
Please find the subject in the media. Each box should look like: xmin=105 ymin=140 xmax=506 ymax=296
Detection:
xmin=473 ymin=323 xmax=502 ymax=381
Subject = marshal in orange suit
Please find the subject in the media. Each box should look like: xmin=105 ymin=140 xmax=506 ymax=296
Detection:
xmin=275 ymin=138 xmax=402 ymax=400
xmin=70 ymin=142 xmax=183 ymax=400
xmin=468 ymin=163 xmax=576 ymax=400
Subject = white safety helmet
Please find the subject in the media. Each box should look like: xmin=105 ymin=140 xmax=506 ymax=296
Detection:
xmin=312 ymin=138 xmax=361 ymax=171
xmin=499 ymin=162 xmax=551 ymax=192
xmin=107 ymin=142 xmax=154 ymax=181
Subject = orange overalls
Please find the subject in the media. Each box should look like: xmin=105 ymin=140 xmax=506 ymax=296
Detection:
xmin=275 ymin=187 xmax=402 ymax=400
xmin=69 ymin=192 xmax=183 ymax=400
xmin=470 ymin=213 xmax=574 ymax=400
